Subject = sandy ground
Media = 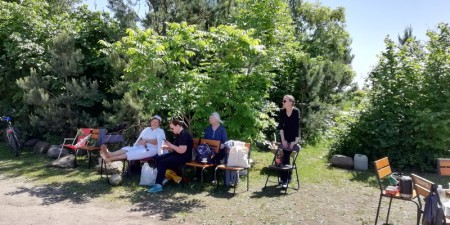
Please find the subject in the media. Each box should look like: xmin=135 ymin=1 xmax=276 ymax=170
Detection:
xmin=0 ymin=175 xmax=163 ymax=225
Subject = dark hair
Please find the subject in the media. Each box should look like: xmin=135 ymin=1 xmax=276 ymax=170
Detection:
xmin=170 ymin=118 xmax=188 ymax=129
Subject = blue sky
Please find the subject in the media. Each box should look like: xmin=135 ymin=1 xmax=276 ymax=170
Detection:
xmin=84 ymin=0 xmax=450 ymax=87
xmin=309 ymin=0 xmax=450 ymax=86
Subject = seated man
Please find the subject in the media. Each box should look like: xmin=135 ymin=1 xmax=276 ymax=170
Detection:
xmin=100 ymin=115 xmax=165 ymax=163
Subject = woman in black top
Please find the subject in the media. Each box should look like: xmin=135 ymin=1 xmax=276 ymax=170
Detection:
xmin=277 ymin=94 xmax=300 ymax=188
xmin=147 ymin=118 xmax=193 ymax=193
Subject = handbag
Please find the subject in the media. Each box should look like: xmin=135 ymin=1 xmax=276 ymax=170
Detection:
xmin=139 ymin=162 xmax=157 ymax=186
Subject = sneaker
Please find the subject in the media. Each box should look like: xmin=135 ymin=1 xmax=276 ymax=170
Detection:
xmin=147 ymin=184 xmax=163 ymax=193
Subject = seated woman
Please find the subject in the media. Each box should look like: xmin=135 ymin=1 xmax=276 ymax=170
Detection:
xmin=203 ymin=112 xmax=228 ymax=163
xmin=147 ymin=118 xmax=193 ymax=193
xmin=100 ymin=115 xmax=166 ymax=163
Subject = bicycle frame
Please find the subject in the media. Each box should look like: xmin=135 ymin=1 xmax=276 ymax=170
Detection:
xmin=1 ymin=115 xmax=21 ymax=156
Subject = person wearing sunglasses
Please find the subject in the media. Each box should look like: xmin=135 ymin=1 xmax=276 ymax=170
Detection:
xmin=277 ymin=95 xmax=301 ymax=189
xmin=147 ymin=118 xmax=193 ymax=193
xmin=100 ymin=115 xmax=166 ymax=163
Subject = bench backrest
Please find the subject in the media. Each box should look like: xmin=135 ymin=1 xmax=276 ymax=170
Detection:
xmin=200 ymin=139 xmax=221 ymax=154
xmin=411 ymin=173 xmax=434 ymax=198
xmin=438 ymin=158 xmax=450 ymax=176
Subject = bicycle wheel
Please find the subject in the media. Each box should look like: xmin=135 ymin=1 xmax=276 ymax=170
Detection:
xmin=7 ymin=133 xmax=19 ymax=157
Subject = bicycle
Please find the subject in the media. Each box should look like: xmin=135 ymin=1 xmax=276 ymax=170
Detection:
xmin=1 ymin=114 xmax=21 ymax=157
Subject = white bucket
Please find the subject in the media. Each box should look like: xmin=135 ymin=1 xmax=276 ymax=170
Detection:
xmin=354 ymin=154 xmax=368 ymax=171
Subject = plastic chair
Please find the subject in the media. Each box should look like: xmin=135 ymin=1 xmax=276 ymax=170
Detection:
xmin=263 ymin=143 xmax=300 ymax=194
xmin=182 ymin=138 xmax=220 ymax=186
xmin=214 ymin=142 xmax=251 ymax=194
xmin=373 ymin=157 xmax=420 ymax=225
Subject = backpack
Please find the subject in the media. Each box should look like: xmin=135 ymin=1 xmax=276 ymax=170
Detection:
xmin=422 ymin=184 xmax=445 ymax=225
xmin=195 ymin=143 xmax=215 ymax=164
xmin=226 ymin=140 xmax=249 ymax=168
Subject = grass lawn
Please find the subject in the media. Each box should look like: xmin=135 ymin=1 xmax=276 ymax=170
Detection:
xmin=0 ymin=141 xmax=448 ymax=224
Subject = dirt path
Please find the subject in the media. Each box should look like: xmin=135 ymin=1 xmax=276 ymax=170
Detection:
xmin=0 ymin=173 xmax=419 ymax=225
xmin=0 ymin=175 xmax=162 ymax=225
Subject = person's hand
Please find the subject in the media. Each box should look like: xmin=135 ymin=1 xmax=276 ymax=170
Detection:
xmin=162 ymin=140 xmax=172 ymax=150
xmin=138 ymin=139 xmax=146 ymax=146
xmin=148 ymin=139 xmax=157 ymax=145
xmin=289 ymin=142 xmax=296 ymax=150
xmin=282 ymin=140 xmax=288 ymax=149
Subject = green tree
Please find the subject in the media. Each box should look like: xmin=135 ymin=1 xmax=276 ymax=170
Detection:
xmin=330 ymin=24 xmax=450 ymax=171
xmin=101 ymin=22 xmax=272 ymax=141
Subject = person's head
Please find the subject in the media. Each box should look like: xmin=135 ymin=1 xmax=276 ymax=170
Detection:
xmin=169 ymin=118 xmax=187 ymax=134
xmin=150 ymin=115 xmax=162 ymax=129
xmin=209 ymin=112 xmax=223 ymax=125
xmin=282 ymin=95 xmax=295 ymax=109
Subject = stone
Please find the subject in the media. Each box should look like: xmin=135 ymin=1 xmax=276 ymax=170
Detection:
xmin=33 ymin=141 xmax=51 ymax=154
xmin=47 ymin=155 xmax=75 ymax=168
xmin=23 ymin=138 xmax=41 ymax=147
xmin=47 ymin=145 xmax=69 ymax=159
xmin=96 ymin=160 xmax=123 ymax=175
xmin=109 ymin=173 xmax=123 ymax=186
xmin=330 ymin=154 xmax=354 ymax=169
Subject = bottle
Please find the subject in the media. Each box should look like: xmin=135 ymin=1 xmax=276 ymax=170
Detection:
xmin=438 ymin=185 xmax=445 ymax=201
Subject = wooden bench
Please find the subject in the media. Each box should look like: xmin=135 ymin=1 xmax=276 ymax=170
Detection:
xmin=183 ymin=138 xmax=220 ymax=186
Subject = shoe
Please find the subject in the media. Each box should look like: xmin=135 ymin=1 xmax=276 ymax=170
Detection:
xmin=162 ymin=178 xmax=169 ymax=186
xmin=147 ymin=184 xmax=163 ymax=193
xmin=173 ymin=176 xmax=182 ymax=184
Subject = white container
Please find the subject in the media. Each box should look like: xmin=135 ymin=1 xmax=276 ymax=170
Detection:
xmin=354 ymin=154 xmax=368 ymax=171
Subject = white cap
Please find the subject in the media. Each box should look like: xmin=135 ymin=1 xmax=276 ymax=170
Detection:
xmin=211 ymin=112 xmax=223 ymax=123
xmin=151 ymin=115 xmax=162 ymax=122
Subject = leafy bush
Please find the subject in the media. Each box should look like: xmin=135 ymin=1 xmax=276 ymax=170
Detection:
xmin=330 ymin=24 xmax=450 ymax=171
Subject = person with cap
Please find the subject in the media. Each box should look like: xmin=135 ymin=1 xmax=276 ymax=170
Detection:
xmin=203 ymin=112 xmax=228 ymax=163
xmin=100 ymin=115 xmax=166 ymax=163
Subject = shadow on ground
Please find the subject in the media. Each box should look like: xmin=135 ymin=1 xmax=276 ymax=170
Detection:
xmin=5 ymin=179 xmax=112 ymax=205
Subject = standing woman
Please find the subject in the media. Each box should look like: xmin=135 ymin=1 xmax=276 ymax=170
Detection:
xmin=277 ymin=94 xmax=300 ymax=189
xmin=147 ymin=118 xmax=193 ymax=193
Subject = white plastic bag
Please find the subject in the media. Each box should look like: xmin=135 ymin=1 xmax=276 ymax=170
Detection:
xmin=139 ymin=162 xmax=157 ymax=186
xmin=227 ymin=145 xmax=249 ymax=168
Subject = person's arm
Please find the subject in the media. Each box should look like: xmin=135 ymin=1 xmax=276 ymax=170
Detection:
xmin=289 ymin=109 xmax=301 ymax=149
xmin=277 ymin=109 xmax=288 ymax=147
xmin=165 ymin=141 xmax=187 ymax=154
xmin=134 ymin=128 xmax=148 ymax=147
xmin=220 ymin=126 xmax=228 ymax=149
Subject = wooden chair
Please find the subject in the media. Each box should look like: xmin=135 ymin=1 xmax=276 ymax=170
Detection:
xmin=59 ymin=128 xmax=106 ymax=168
xmin=183 ymin=138 xmax=220 ymax=186
xmin=214 ymin=142 xmax=251 ymax=194
xmin=374 ymin=157 xmax=421 ymax=225
xmin=438 ymin=158 xmax=450 ymax=176
xmin=411 ymin=174 xmax=450 ymax=225
xmin=263 ymin=143 xmax=301 ymax=194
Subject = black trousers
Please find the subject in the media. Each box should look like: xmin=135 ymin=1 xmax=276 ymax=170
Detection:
xmin=155 ymin=153 xmax=188 ymax=185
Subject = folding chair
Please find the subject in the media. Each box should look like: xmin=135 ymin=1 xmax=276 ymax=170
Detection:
xmin=182 ymin=138 xmax=220 ymax=186
xmin=263 ymin=143 xmax=300 ymax=194
xmin=59 ymin=128 xmax=106 ymax=168
xmin=214 ymin=142 xmax=251 ymax=194
xmin=374 ymin=157 xmax=420 ymax=225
